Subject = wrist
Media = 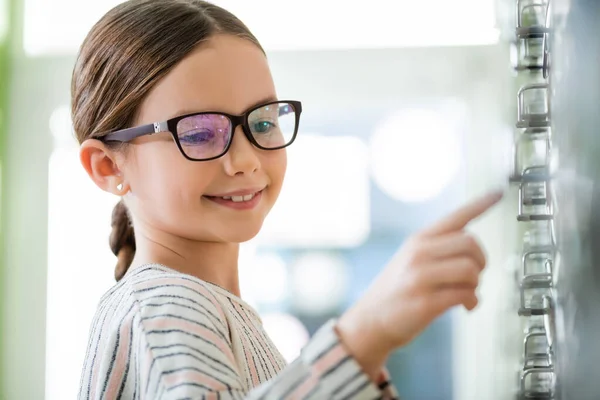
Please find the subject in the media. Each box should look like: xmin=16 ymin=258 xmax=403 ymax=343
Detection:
xmin=335 ymin=307 xmax=390 ymax=382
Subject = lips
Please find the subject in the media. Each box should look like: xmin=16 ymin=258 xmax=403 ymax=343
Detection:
xmin=205 ymin=187 xmax=265 ymax=198
xmin=204 ymin=188 xmax=265 ymax=210
xmin=218 ymin=193 xmax=258 ymax=203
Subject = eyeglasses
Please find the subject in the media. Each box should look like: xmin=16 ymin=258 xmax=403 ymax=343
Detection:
xmin=101 ymin=100 xmax=302 ymax=161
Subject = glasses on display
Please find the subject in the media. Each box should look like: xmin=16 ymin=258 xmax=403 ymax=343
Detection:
xmin=519 ymin=282 xmax=552 ymax=316
xmin=511 ymin=129 xmax=550 ymax=181
xmin=516 ymin=0 xmax=550 ymax=37
xmin=522 ymin=220 xmax=556 ymax=248
xmin=101 ymin=100 xmax=303 ymax=161
xmin=523 ymin=329 xmax=552 ymax=368
xmin=519 ymin=309 xmax=556 ymax=398
xmin=520 ymin=366 xmax=556 ymax=399
xmin=517 ymin=83 xmax=550 ymax=128
xmin=517 ymin=171 xmax=553 ymax=222
xmin=519 ymin=246 xmax=554 ymax=286
xmin=511 ymin=1 xmax=556 ymax=398
xmin=512 ymin=37 xmax=546 ymax=72
xmin=513 ymin=0 xmax=551 ymax=74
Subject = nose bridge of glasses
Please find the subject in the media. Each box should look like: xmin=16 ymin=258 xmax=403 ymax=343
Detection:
xmin=229 ymin=113 xmax=250 ymax=135
xmin=225 ymin=113 xmax=260 ymax=150
xmin=229 ymin=122 xmax=257 ymax=152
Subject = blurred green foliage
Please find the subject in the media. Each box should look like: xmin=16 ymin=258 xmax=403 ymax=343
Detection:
xmin=0 ymin=0 xmax=10 ymax=395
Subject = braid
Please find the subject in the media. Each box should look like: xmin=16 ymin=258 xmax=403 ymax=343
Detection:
xmin=109 ymin=200 xmax=136 ymax=281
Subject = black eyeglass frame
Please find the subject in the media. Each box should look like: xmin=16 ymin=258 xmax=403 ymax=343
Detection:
xmin=100 ymin=100 xmax=303 ymax=162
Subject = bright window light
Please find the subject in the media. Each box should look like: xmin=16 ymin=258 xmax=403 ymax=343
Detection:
xmin=23 ymin=0 xmax=122 ymax=56
xmin=46 ymin=147 xmax=120 ymax=400
xmin=239 ymin=247 xmax=290 ymax=307
xmin=255 ymin=134 xmax=371 ymax=248
xmin=290 ymin=252 xmax=349 ymax=315
xmin=218 ymin=0 xmax=500 ymax=50
xmin=24 ymin=0 xmax=498 ymax=56
xmin=49 ymin=105 xmax=77 ymax=148
xmin=369 ymin=107 xmax=463 ymax=203
xmin=261 ymin=313 xmax=310 ymax=363
xmin=0 ymin=0 xmax=8 ymax=43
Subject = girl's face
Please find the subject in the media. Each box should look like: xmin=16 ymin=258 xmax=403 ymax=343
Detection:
xmin=120 ymin=34 xmax=287 ymax=243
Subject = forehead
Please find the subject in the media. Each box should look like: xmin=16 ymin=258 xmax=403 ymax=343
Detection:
xmin=137 ymin=34 xmax=276 ymax=123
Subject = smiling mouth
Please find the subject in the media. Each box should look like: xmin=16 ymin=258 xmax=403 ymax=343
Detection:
xmin=216 ymin=192 xmax=259 ymax=203
xmin=203 ymin=189 xmax=265 ymax=209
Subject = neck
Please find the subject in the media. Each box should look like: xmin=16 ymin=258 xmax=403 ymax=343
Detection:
xmin=131 ymin=227 xmax=241 ymax=297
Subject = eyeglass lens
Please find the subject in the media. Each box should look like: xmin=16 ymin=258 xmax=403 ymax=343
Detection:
xmin=175 ymin=102 xmax=297 ymax=160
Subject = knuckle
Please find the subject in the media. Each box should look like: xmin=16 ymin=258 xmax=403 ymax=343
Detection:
xmin=464 ymin=234 xmax=480 ymax=251
xmin=465 ymin=234 xmax=486 ymax=263
xmin=408 ymin=268 xmax=428 ymax=290
xmin=466 ymin=257 xmax=480 ymax=271
xmin=401 ymin=243 xmax=418 ymax=265
xmin=406 ymin=237 xmax=429 ymax=263
xmin=405 ymin=236 xmax=422 ymax=252
xmin=460 ymin=258 xmax=480 ymax=283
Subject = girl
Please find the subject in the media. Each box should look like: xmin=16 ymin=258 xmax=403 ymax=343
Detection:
xmin=74 ymin=1 xmax=502 ymax=399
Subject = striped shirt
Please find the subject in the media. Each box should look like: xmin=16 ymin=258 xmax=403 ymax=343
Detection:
xmin=79 ymin=264 xmax=399 ymax=399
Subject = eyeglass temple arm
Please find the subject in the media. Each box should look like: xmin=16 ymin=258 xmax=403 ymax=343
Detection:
xmin=103 ymin=121 xmax=168 ymax=142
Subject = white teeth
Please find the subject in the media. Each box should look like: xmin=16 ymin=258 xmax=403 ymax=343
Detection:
xmin=224 ymin=193 xmax=256 ymax=202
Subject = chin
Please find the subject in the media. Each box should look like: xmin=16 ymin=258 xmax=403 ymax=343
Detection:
xmin=213 ymin=219 xmax=265 ymax=243
xmin=222 ymin=227 xmax=262 ymax=243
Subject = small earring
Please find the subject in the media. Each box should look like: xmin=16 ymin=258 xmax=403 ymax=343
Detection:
xmin=116 ymin=183 xmax=124 ymax=192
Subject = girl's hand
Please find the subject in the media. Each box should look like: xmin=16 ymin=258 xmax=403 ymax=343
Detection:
xmin=336 ymin=191 xmax=503 ymax=380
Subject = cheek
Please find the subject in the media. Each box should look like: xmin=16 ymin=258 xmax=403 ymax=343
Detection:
xmin=265 ymin=149 xmax=287 ymax=193
xmin=127 ymin=144 xmax=216 ymax=210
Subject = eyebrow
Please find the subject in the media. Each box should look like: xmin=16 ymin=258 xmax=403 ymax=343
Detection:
xmin=168 ymin=95 xmax=279 ymax=119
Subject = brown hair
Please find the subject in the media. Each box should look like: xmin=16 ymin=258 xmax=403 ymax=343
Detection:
xmin=71 ymin=0 xmax=264 ymax=281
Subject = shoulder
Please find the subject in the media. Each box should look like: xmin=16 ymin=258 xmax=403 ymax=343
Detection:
xmin=80 ymin=266 xmax=238 ymax=399
xmin=124 ymin=266 xmax=238 ymax=378
xmin=127 ymin=265 xmax=220 ymax=303
xmin=124 ymin=265 xmax=231 ymax=341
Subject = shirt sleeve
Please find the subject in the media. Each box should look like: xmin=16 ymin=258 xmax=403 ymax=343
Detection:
xmin=134 ymin=285 xmax=399 ymax=400
xmin=245 ymin=320 xmax=400 ymax=400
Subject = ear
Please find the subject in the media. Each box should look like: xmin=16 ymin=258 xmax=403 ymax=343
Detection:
xmin=80 ymin=139 xmax=130 ymax=196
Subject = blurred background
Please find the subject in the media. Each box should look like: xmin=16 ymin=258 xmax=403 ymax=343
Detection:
xmin=0 ymin=0 xmax=528 ymax=399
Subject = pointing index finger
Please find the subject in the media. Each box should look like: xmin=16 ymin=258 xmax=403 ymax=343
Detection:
xmin=422 ymin=191 xmax=504 ymax=237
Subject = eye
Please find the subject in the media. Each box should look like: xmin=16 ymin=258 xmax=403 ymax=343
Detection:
xmin=178 ymin=129 xmax=215 ymax=145
xmin=252 ymin=120 xmax=276 ymax=134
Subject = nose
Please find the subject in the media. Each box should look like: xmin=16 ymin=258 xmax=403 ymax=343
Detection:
xmin=223 ymin=126 xmax=261 ymax=176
